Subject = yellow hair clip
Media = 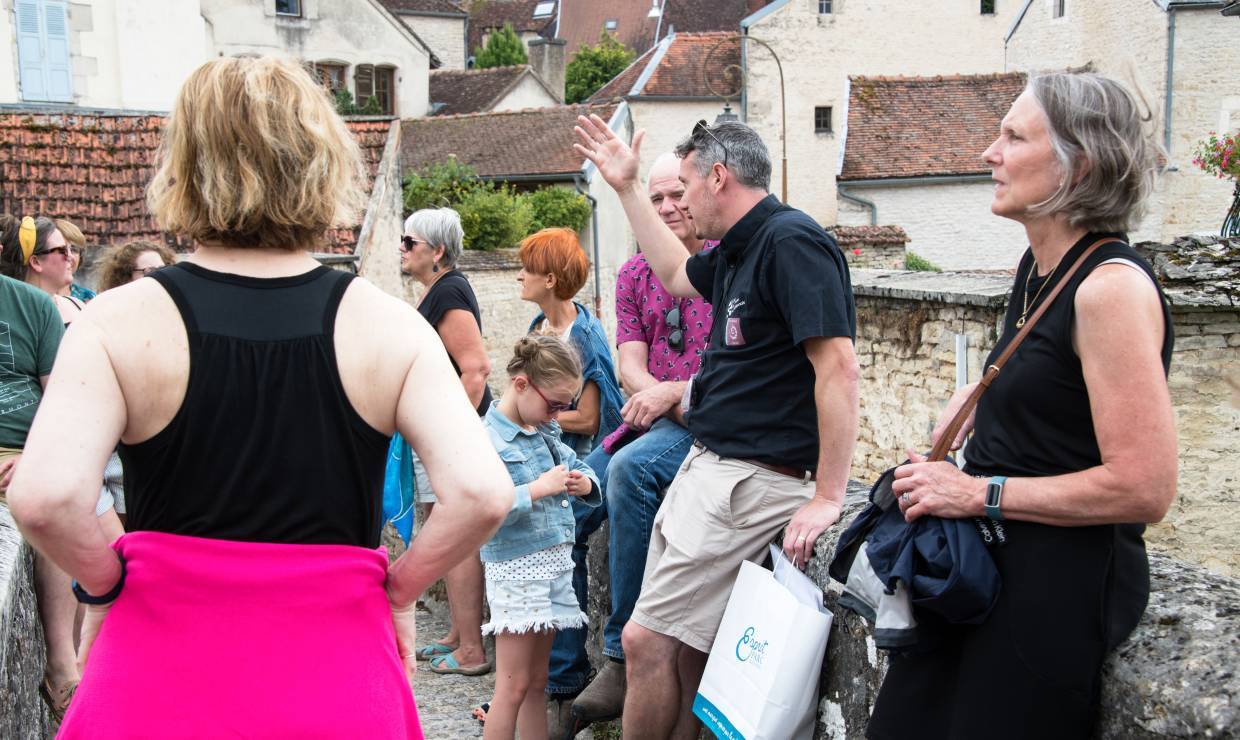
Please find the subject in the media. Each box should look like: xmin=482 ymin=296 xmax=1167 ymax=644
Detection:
xmin=19 ymin=216 xmax=37 ymax=265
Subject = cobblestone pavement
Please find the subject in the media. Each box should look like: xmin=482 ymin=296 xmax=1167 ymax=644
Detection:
xmin=413 ymin=602 xmax=604 ymax=739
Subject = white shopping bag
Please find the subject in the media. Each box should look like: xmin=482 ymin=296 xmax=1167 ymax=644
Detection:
xmin=693 ymin=547 xmax=833 ymax=740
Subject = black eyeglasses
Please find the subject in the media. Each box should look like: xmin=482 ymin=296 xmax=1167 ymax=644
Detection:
xmin=666 ymin=303 xmax=685 ymax=353
xmin=400 ymin=236 xmax=427 ymax=253
xmin=693 ymin=120 xmax=729 ymax=170
xmin=131 ymin=265 xmax=166 ymax=278
xmin=33 ymin=246 xmax=73 ymax=259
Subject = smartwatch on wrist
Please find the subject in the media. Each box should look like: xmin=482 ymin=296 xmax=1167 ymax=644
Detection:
xmin=72 ymin=553 xmax=126 ymax=605
xmin=985 ymin=476 xmax=1007 ymax=521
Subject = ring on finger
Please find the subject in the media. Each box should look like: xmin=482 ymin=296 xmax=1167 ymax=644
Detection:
xmin=901 ymin=492 xmax=910 ymax=505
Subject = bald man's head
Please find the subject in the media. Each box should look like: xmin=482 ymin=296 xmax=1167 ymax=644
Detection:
xmin=647 ymin=152 xmax=696 ymax=243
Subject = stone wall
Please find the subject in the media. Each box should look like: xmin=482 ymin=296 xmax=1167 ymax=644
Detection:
xmin=397 ymin=12 xmax=467 ymax=70
xmin=831 ymin=225 xmax=909 ymax=270
xmin=0 ymin=506 xmax=52 ymax=739
xmin=804 ymin=489 xmax=1240 ymax=739
xmin=849 ymin=237 xmax=1240 ymax=577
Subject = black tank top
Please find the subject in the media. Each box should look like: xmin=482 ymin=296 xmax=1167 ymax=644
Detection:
xmin=118 ymin=263 xmax=390 ymax=548
xmin=965 ymin=232 xmax=1174 ymax=649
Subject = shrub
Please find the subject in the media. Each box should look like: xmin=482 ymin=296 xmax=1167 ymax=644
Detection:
xmin=403 ymin=157 xmax=489 ymax=213
xmin=527 ymin=187 xmax=592 ymax=233
xmin=457 ymin=186 xmax=533 ymax=251
xmin=904 ymin=251 xmax=942 ymax=273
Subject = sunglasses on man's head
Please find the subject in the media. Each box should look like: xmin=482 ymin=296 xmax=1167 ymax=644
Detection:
xmin=666 ymin=304 xmax=685 ymax=353
xmin=693 ymin=120 xmax=729 ymax=170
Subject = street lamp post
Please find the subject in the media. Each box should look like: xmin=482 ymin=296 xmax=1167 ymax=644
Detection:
xmin=704 ymin=35 xmax=788 ymax=202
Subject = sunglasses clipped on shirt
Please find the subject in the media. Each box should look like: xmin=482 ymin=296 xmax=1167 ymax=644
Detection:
xmin=666 ymin=303 xmax=685 ymax=353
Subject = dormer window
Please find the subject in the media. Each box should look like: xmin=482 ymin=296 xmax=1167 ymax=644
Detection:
xmin=534 ymin=1 xmax=555 ymax=18
xmin=604 ymin=19 xmax=618 ymax=31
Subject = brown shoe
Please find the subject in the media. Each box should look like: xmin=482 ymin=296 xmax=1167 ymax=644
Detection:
xmin=547 ymin=696 xmax=584 ymax=740
xmin=571 ymin=659 xmax=626 ymax=723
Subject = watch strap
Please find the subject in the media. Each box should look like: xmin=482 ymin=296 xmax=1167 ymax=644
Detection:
xmin=985 ymin=475 xmax=1008 ymax=521
xmin=72 ymin=552 xmax=126 ymax=605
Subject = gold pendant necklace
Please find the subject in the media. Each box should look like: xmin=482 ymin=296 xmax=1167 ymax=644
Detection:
xmin=1016 ymin=257 xmax=1062 ymax=328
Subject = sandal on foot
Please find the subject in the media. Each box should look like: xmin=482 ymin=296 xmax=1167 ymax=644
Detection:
xmin=428 ymin=653 xmax=492 ymax=676
xmin=471 ymin=703 xmax=490 ymax=724
xmin=40 ymin=677 xmax=77 ymax=724
xmin=413 ymin=643 xmax=457 ymax=662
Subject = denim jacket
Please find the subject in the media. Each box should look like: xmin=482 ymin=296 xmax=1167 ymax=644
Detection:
xmin=480 ymin=402 xmax=602 ymax=562
xmin=528 ymin=302 xmax=625 ymax=457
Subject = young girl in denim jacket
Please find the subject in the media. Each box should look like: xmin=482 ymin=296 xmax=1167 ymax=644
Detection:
xmin=481 ymin=336 xmax=601 ymax=740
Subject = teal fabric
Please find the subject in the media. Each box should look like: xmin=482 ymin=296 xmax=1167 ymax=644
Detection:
xmin=382 ymin=433 xmax=416 ymax=545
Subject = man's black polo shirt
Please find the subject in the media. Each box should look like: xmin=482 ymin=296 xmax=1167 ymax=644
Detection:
xmin=683 ymin=194 xmax=855 ymax=470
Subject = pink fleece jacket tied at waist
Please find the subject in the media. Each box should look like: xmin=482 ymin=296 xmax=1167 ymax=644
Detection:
xmin=59 ymin=530 xmax=422 ymax=739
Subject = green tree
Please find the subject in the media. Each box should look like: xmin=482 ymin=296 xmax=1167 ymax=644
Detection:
xmin=474 ymin=23 xmax=528 ymax=69
xmin=403 ymin=157 xmax=488 ymax=213
xmin=565 ymin=32 xmax=635 ymax=104
xmin=527 ymin=187 xmax=592 ymax=233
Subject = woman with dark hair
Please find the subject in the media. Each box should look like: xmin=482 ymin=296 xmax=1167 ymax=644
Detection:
xmin=0 ymin=215 xmax=83 ymax=324
xmin=868 ymin=71 xmax=1177 ymax=739
xmin=8 ymin=56 xmax=512 ymax=737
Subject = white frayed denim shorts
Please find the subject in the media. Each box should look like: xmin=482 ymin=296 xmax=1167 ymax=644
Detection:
xmin=482 ymin=557 xmax=587 ymax=636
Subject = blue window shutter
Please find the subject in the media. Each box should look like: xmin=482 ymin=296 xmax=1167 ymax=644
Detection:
xmin=15 ymin=0 xmax=47 ymax=101
xmin=42 ymin=1 xmax=73 ymax=102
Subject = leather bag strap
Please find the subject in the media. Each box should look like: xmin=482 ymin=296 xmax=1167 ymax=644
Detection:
xmin=928 ymin=238 xmax=1119 ymax=462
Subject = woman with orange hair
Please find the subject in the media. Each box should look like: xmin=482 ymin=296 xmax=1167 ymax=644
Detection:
xmin=516 ymin=226 xmax=624 ymax=708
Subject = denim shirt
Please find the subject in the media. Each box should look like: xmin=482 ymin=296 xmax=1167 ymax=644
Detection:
xmin=480 ymin=402 xmax=602 ymax=562
xmin=528 ymin=302 xmax=625 ymax=457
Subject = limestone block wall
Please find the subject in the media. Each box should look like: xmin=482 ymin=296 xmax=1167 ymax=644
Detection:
xmin=837 ymin=179 xmax=1029 ymax=270
xmin=0 ymin=507 xmax=53 ymax=738
xmin=744 ymin=0 xmax=1019 ymax=227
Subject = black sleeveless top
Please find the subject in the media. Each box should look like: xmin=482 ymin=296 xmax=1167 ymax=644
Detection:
xmin=965 ymin=232 xmax=1174 ymax=649
xmin=416 ymin=270 xmax=492 ymax=416
xmin=118 ymin=263 xmax=390 ymax=548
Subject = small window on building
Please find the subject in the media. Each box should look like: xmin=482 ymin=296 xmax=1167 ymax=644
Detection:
xmin=604 ymin=19 xmax=618 ymax=31
xmin=818 ymin=0 xmax=833 ymax=13
xmin=354 ymin=64 xmax=375 ymax=105
xmin=275 ymin=0 xmax=301 ymax=17
xmin=981 ymin=0 xmax=996 ymax=14
xmin=1053 ymin=0 xmax=1065 ymax=18
xmin=533 ymin=1 xmax=555 ymax=18
xmin=15 ymin=0 xmax=73 ymax=103
xmin=814 ymin=106 xmax=833 ymax=134
xmin=374 ymin=66 xmax=396 ymax=116
xmin=314 ymin=63 xmax=347 ymax=95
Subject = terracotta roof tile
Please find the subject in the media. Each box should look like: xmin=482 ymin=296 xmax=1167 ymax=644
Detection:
xmin=588 ymin=32 xmax=740 ymax=102
xmin=401 ymin=103 xmax=618 ymax=179
xmin=840 ymin=73 xmax=1025 ymax=181
xmin=830 ymin=225 xmax=909 ymax=246
xmin=430 ymin=65 xmax=532 ymax=116
xmin=559 ymin=0 xmax=659 ymax=57
xmin=661 ymin=0 xmax=748 ymax=35
xmin=381 ymin=0 xmax=466 ymax=16
xmin=467 ymin=0 xmax=556 ymax=55
xmin=0 ymin=112 xmax=393 ymax=255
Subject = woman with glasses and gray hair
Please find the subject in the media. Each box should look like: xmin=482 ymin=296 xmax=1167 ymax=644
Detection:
xmin=397 ymin=206 xmax=497 ymax=677
xmin=872 ymin=71 xmax=1177 ymax=738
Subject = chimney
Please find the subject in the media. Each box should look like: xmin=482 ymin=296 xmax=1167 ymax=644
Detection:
xmin=528 ymin=38 xmax=567 ymax=103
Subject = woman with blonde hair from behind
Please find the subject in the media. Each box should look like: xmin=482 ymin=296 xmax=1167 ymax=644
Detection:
xmin=9 ymin=55 xmax=512 ymax=738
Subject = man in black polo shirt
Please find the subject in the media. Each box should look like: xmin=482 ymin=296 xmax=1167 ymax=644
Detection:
xmin=573 ymin=115 xmax=859 ymax=738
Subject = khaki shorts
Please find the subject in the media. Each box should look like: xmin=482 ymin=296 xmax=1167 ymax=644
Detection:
xmin=0 ymin=446 xmax=19 ymax=502
xmin=630 ymin=444 xmax=815 ymax=653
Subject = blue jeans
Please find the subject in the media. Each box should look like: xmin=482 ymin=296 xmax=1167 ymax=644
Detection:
xmin=546 ymin=419 xmax=695 ymax=695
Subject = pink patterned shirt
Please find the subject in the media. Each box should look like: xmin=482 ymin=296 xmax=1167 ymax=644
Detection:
xmin=615 ymin=243 xmax=715 ymax=381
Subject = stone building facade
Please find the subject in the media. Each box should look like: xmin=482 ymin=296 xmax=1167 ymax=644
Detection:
xmin=740 ymin=0 xmax=1021 ymax=228
xmin=1004 ymin=0 xmax=1240 ymax=241
xmin=383 ymin=0 xmax=469 ymax=70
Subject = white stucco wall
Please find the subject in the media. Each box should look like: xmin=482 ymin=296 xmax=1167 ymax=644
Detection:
xmin=399 ymin=12 xmax=466 ymax=70
xmin=202 ymin=0 xmax=430 ymax=118
xmin=745 ymin=0 xmax=1021 ymax=228
xmin=837 ymin=179 xmax=1029 ymax=271
xmin=491 ymin=73 xmax=558 ymax=112
xmin=0 ymin=1 xmax=19 ymax=103
xmin=1005 ymin=0 xmax=1239 ymax=240
xmin=629 ymin=99 xmax=731 ymax=185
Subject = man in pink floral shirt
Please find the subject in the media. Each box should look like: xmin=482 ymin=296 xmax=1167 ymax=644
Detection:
xmin=548 ymin=153 xmax=714 ymax=736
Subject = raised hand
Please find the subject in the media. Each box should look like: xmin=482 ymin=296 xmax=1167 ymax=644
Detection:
xmin=573 ymin=114 xmax=645 ymax=192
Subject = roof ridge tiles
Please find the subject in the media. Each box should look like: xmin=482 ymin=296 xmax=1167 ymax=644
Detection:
xmin=851 ymin=72 xmax=1026 ymax=84
xmin=404 ymin=101 xmax=614 ymax=122
xmin=430 ymin=64 xmax=530 ymax=76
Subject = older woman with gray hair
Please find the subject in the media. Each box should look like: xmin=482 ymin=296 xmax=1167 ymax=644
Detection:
xmin=398 ymin=206 xmax=495 ymax=675
xmin=869 ymin=71 xmax=1177 ymax=738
